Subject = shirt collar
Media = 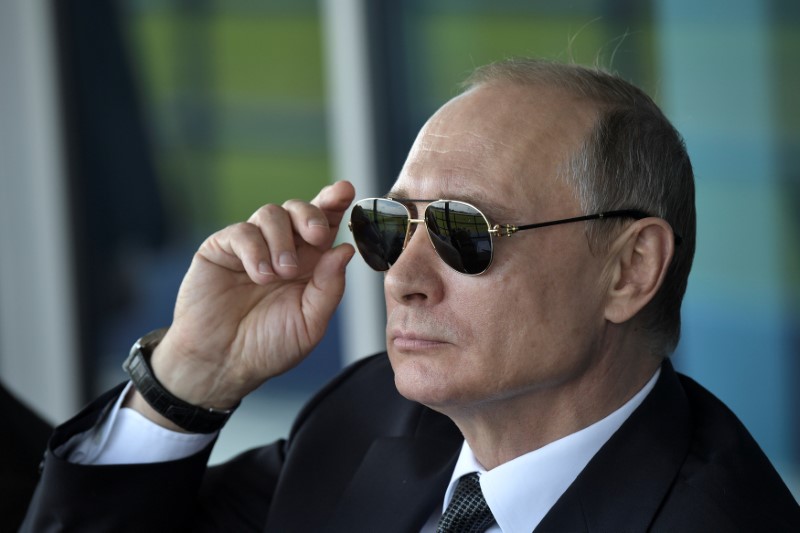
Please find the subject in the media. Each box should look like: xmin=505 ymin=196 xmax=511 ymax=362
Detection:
xmin=442 ymin=367 xmax=661 ymax=533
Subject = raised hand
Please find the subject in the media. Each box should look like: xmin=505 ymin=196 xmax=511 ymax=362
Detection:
xmin=131 ymin=181 xmax=356 ymax=420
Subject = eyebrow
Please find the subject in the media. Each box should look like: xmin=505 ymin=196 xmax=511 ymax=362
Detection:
xmin=386 ymin=188 xmax=517 ymax=223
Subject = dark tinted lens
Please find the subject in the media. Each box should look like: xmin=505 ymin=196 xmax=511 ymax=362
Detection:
xmin=425 ymin=201 xmax=493 ymax=274
xmin=350 ymin=199 xmax=409 ymax=271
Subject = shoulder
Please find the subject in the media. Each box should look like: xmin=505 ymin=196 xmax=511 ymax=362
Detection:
xmin=658 ymin=372 xmax=799 ymax=531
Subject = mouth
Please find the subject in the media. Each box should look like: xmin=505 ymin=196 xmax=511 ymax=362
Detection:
xmin=388 ymin=329 xmax=451 ymax=352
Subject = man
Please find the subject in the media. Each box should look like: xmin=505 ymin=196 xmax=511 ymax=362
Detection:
xmin=23 ymin=59 xmax=799 ymax=531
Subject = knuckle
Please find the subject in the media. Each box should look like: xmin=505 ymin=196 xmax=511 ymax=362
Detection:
xmin=281 ymin=198 xmax=305 ymax=209
xmin=261 ymin=203 xmax=285 ymax=218
xmin=228 ymin=221 xmax=256 ymax=237
xmin=251 ymin=203 xmax=287 ymax=225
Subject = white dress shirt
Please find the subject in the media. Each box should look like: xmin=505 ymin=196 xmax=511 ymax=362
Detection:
xmin=58 ymin=382 xmax=215 ymax=465
xmin=421 ymin=368 xmax=660 ymax=533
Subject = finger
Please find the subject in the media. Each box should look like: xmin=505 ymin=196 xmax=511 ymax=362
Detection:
xmin=310 ymin=180 xmax=356 ymax=230
xmin=248 ymin=204 xmax=301 ymax=278
xmin=302 ymin=243 xmax=355 ymax=334
xmin=281 ymin=199 xmax=334 ymax=248
xmin=199 ymin=222 xmax=276 ymax=284
xmin=280 ymin=181 xmax=356 ymax=251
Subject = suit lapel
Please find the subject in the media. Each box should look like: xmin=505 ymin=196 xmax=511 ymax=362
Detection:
xmin=324 ymin=408 xmax=461 ymax=532
xmin=536 ymin=361 xmax=692 ymax=532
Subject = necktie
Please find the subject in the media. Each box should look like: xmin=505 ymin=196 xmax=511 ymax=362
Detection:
xmin=437 ymin=472 xmax=497 ymax=533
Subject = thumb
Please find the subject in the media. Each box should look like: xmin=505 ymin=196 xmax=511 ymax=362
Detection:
xmin=302 ymin=243 xmax=356 ymax=329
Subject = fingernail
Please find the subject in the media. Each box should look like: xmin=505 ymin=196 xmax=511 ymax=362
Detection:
xmin=279 ymin=252 xmax=298 ymax=268
xmin=258 ymin=261 xmax=273 ymax=275
xmin=308 ymin=217 xmax=328 ymax=228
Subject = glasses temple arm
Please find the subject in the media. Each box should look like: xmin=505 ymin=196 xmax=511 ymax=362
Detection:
xmin=506 ymin=209 xmax=683 ymax=245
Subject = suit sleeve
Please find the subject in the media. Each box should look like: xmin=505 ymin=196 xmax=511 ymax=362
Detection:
xmin=20 ymin=355 xmax=384 ymax=532
xmin=18 ymin=382 xmax=291 ymax=532
xmin=19 ymin=384 xmax=216 ymax=531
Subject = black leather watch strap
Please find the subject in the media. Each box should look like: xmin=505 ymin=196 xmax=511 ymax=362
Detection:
xmin=122 ymin=328 xmax=238 ymax=434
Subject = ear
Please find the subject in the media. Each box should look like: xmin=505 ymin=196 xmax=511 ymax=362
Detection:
xmin=603 ymin=219 xmax=675 ymax=324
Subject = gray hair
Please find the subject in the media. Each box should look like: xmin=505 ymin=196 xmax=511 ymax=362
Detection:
xmin=463 ymin=58 xmax=696 ymax=355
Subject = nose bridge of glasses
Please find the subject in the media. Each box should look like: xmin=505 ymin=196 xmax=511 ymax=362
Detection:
xmin=403 ymin=216 xmax=427 ymax=249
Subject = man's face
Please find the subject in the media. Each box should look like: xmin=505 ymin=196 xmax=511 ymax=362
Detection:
xmin=384 ymin=83 xmax=611 ymax=415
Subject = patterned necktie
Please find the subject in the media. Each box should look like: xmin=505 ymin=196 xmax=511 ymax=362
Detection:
xmin=437 ymin=472 xmax=497 ymax=533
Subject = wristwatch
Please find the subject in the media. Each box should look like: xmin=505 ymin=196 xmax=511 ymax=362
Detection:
xmin=122 ymin=328 xmax=238 ymax=434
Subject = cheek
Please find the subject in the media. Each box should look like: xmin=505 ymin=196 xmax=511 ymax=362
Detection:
xmin=486 ymin=247 xmax=604 ymax=362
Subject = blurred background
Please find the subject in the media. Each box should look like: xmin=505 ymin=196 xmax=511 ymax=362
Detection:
xmin=0 ymin=0 xmax=797 ymax=498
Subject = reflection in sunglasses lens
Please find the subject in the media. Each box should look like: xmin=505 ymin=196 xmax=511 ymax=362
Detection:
xmin=351 ymin=200 xmax=410 ymax=271
xmin=351 ymin=199 xmax=494 ymax=275
xmin=426 ymin=202 xmax=492 ymax=274
xmin=351 ymin=205 xmax=389 ymax=271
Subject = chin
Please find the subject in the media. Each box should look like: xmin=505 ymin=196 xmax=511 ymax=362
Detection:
xmin=389 ymin=353 xmax=478 ymax=411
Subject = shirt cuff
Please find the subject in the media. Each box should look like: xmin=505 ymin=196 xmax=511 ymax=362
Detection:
xmin=59 ymin=382 xmax=216 ymax=465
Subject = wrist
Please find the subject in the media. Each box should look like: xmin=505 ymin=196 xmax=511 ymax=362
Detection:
xmin=123 ymin=329 xmax=239 ymax=434
xmin=124 ymin=387 xmax=187 ymax=433
xmin=150 ymin=332 xmax=246 ymax=410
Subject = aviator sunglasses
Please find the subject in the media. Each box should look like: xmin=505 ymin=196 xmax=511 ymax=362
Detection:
xmin=349 ymin=197 xmax=662 ymax=275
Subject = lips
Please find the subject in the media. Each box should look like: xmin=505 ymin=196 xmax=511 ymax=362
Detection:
xmin=391 ymin=336 xmax=448 ymax=351
xmin=386 ymin=308 xmax=461 ymax=351
xmin=387 ymin=326 xmax=453 ymax=351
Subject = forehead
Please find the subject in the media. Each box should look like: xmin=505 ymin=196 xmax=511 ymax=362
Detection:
xmin=391 ymin=83 xmax=595 ymax=217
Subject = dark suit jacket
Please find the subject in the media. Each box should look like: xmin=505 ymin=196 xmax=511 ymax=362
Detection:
xmin=0 ymin=382 xmax=53 ymax=532
xmin=22 ymin=354 xmax=800 ymax=532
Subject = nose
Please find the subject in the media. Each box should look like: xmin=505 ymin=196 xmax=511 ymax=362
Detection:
xmin=384 ymin=219 xmax=445 ymax=305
